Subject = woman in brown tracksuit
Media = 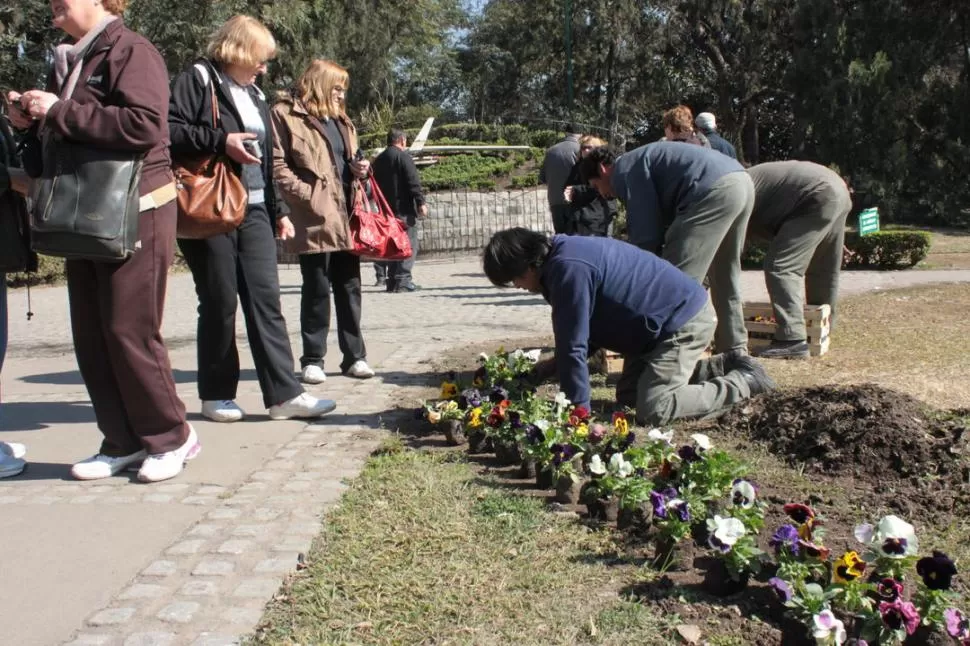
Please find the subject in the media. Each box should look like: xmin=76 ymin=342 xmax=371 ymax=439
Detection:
xmin=9 ymin=0 xmax=196 ymax=482
xmin=271 ymin=60 xmax=374 ymax=386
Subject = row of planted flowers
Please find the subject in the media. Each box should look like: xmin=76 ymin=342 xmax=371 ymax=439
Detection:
xmin=418 ymin=348 xmax=969 ymax=645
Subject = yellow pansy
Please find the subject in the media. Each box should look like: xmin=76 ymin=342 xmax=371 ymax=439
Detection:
xmin=574 ymin=424 xmax=589 ymax=440
xmin=466 ymin=407 xmax=483 ymax=429
xmin=440 ymin=382 xmax=459 ymax=399
xmin=427 ymin=410 xmax=442 ymax=424
xmin=833 ymin=551 xmax=866 ymax=583
xmin=614 ymin=417 xmax=629 ymax=437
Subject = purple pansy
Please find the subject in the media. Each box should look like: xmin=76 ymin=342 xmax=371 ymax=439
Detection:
xmin=459 ymin=388 xmax=483 ymax=409
xmin=768 ymin=577 xmax=793 ymax=603
xmin=916 ymin=551 xmax=957 ymax=591
xmin=769 ymin=524 xmax=800 ymax=556
xmin=945 ymin=608 xmax=970 ymax=640
xmin=879 ymin=599 xmax=920 ymax=636
xmin=551 ymin=443 xmax=576 ymax=466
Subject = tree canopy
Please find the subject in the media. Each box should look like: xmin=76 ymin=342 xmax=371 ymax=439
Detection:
xmin=1 ymin=0 xmax=967 ymax=224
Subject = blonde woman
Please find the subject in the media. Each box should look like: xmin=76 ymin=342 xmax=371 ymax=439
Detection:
xmin=562 ymin=135 xmax=617 ymax=236
xmin=169 ymin=16 xmax=336 ymax=423
xmin=272 ymin=60 xmax=375 ymax=385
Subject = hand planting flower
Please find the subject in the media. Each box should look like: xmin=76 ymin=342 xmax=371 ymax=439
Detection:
xmin=879 ymin=599 xmax=921 ymax=636
xmin=690 ymin=433 xmax=712 ymax=451
xmin=945 ymin=608 xmax=970 ymax=641
xmin=915 ymin=551 xmax=957 ymax=591
xmin=646 ymin=428 xmax=674 ymax=445
xmin=440 ymin=381 xmax=459 ymax=399
xmin=769 ymin=576 xmax=794 ymax=603
xmin=707 ymin=515 xmax=746 ymax=552
xmin=832 ymin=551 xmax=866 ymax=584
xmin=812 ymin=609 xmax=847 ymax=645
xmin=588 ymin=423 xmax=608 ymax=444
xmin=730 ymin=479 xmax=757 ymax=509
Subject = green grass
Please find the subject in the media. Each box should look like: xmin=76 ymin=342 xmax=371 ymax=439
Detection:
xmin=250 ymin=449 xmax=677 ymax=645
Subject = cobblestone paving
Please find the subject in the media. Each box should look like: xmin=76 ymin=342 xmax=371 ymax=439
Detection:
xmin=3 ymin=257 xmax=969 ymax=645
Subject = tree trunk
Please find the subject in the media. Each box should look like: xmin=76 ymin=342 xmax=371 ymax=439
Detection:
xmin=742 ymin=101 xmax=760 ymax=164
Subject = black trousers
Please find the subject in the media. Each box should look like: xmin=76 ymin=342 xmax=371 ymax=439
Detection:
xmin=298 ymin=250 xmax=366 ymax=373
xmin=178 ymin=204 xmax=303 ymax=408
xmin=385 ymin=224 xmax=420 ymax=291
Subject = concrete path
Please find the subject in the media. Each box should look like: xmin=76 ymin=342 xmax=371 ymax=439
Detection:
xmin=2 ymin=257 xmax=969 ymax=646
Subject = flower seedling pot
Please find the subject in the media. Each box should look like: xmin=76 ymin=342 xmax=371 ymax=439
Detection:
xmin=443 ymin=420 xmax=466 ymax=446
xmin=701 ymin=559 xmax=749 ymax=597
xmin=519 ymin=459 xmax=537 ymax=480
xmin=652 ymin=537 xmax=688 ymax=572
xmin=467 ymin=430 xmax=491 ymax=455
xmin=903 ymin=626 xmax=950 ymax=646
xmin=535 ymin=467 xmax=554 ymax=490
xmin=554 ymin=474 xmax=583 ymax=505
xmin=586 ymin=497 xmax=620 ymax=523
xmin=493 ymin=441 xmax=521 ymax=466
xmin=617 ymin=503 xmax=652 ymax=534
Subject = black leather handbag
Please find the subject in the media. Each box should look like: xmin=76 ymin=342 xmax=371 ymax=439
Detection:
xmin=30 ymin=133 xmax=143 ymax=262
xmin=0 ymin=114 xmax=36 ymax=273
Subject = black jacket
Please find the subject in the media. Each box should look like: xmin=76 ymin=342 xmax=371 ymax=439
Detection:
xmin=372 ymin=145 xmax=425 ymax=224
xmin=564 ymin=160 xmax=617 ymax=237
xmin=0 ymin=116 xmax=35 ymax=273
xmin=168 ymin=59 xmax=277 ymax=220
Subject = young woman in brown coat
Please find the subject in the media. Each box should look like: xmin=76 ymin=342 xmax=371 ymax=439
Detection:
xmin=272 ymin=60 xmax=375 ymax=386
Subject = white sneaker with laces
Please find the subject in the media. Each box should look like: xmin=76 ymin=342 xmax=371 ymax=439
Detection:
xmin=346 ymin=360 xmax=375 ymax=379
xmin=71 ymin=450 xmax=147 ymax=481
xmin=201 ymin=400 xmax=245 ymax=423
xmin=137 ymin=425 xmax=202 ymax=483
xmin=0 ymin=441 xmax=27 ymax=459
xmin=268 ymin=392 xmax=337 ymax=420
xmin=0 ymin=452 xmax=26 ymax=479
xmin=301 ymin=365 xmax=327 ymax=385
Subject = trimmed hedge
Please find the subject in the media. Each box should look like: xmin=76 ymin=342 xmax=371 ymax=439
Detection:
xmin=359 ymin=123 xmax=564 ymax=151
xmin=741 ymin=230 xmax=932 ymax=270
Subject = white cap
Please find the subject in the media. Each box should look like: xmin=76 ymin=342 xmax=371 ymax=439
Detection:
xmin=695 ymin=112 xmax=716 ymax=131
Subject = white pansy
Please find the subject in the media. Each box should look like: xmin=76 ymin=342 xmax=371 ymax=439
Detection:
xmin=711 ymin=515 xmax=746 ymax=548
xmin=478 ymin=352 xmax=489 ymax=363
xmin=730 ymin=480 xmax=757 ymax=509
xmin=523 ymin=349 xmax=542 ymax=363
xmin=554 ymin=392 xmax=571 ymax=411
xmin=856 ymin=515 xmax=919 ymax=559
xmin=647 ymin=428 xmax=675 ymax=445
xmin=588 ymin=455 xmax=607 ymax=476
xmin=690 ymin=433 xmax=712 ymax=450
xmin=609 ymin=453 xmax=634 ymax=478
xmin=534 ymin=419 xmax=551 ymax=431
xmin=812 ymin=610 xmax=847 ymax=645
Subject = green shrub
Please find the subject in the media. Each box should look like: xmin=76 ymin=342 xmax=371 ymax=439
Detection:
xmin=843 ymin=230 xmax=931 ymax=268
xmin=741 ymin=230 xmax=932 ymax=270
xmin=510 ymin=172 xmax=540 ymax=188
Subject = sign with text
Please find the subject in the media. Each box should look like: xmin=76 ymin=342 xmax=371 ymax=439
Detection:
xmin=858 ymin=207 xmax=880 ymax=236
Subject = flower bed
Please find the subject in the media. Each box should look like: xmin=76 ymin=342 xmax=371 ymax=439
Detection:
xmin=419 ymin=346 xmax=970 ymax=645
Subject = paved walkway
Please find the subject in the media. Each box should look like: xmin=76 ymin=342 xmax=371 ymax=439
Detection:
xmin=2 ymin=257 xmax=969 ymax=645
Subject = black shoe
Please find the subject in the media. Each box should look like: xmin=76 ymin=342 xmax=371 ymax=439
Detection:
xmin=375 ymin=277 xmax=387 ymax=287
xmin=732 ymin=355 xmax=777 ymax=396
xmin=755 ymin=340 xmax=810 ymax=360
xmin=392 ymin=283 xmax=421 ymax=293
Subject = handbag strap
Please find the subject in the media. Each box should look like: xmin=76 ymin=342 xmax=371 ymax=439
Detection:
xmin=193 ymin=61 xmax=222 ymax=128
xmin=366 ymin=176 xmax=395 ymax=220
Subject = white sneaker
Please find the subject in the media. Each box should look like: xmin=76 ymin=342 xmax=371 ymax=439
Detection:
xmin=0 ymin=452 xmax=26 ymax=479
xmin=137 ymin=425 xmax=202 ymax=483
xmin=0 ymin=442 xmax=27 ymax=459
xmin=268 ymin=392 xmax=337 ymax=420
xmin=301 ymin=365 xmax=327 ymax=385
xmin=201 ymin=400 xmax=246 ymax=423
xmin=345 ymin=360 xmax=375 ymax=379
xmin=71 ymin=450 xmax=147 ymax=481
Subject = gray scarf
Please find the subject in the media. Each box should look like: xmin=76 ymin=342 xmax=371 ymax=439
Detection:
xmin=52 ymin=15 xmax=118 ymax=100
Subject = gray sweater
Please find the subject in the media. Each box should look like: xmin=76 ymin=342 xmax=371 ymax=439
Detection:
xmin=609 ymin=141 xmax=745 ymax=251
xmin=539 ymin=135 xmax=581 ymax=206
xmin=747 ymin=161 xmax=847 ymax=239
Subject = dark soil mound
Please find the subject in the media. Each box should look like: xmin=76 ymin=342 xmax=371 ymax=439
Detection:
xmin=719 ymin=384 xmax=970 ymax=518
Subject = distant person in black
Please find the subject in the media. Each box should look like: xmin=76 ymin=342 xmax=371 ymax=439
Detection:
xmin=372 ymin=128 xmax=428 ymax=292
xmin=694 ymin=112 xmax=738 ymax=160
xmin=562 ymin=135 xmax=617 ymax=236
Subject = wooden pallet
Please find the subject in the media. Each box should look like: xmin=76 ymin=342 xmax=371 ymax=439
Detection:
xmin=743 ymin=303 xmax=831 ymax=357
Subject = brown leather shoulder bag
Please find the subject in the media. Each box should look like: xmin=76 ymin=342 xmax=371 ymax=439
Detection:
xmin=173 ymin=62 xmax=247 ymax=239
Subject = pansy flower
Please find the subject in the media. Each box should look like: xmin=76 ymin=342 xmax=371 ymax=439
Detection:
xmin=646 ymin=428 xmax=674 ymax=445
xmin=916 ymin=551 xmax=957 ymax=591
xmin=649 ymin=487 xmax=681 ymax=520
xmin=465 ymin=407 xmax=484 ymax=429
xmin=620 ymin=431 xmax=636 ymax=449
xmin=876 ymin=577 xmax=904 ymax=602
xmin=855 ymin=515 xmax=919 ymax=559
xmin=508 ymin=411 xmax=524 ymax=429
xmin=608 ymin=453 xmax=634 ymax=478
xmin=690 ymin=433 xmax=712 ymax=451
xmin=768 ymin=577 xmax=793 ymax=603
xmin=708 ymin=515 xmax=745 ymax=553
xmin=783 ymin=503 xmax=816 ymax=525
xmin=550 ymin=443 xmax=577 ymax=466
xmin=472 ymin=366 xmax=487 ymax=387
xmin=440 ymin=381 xmax=459 ymax=399
xmin=572 ymin=406 xmax=590 ymax=422
xmin=588 ymin=423 xmax=607 ymax=444
xmin=769 ymin=524 xmax=800 ymax=556
xmin=573 ymin=423 xmax=589 ymax=440
xmin=459 ymin=388 xmax=482 ymax=409
xmin=798 ymin=538 xmax=831 ymax=561
xmin=486 ymin=406 xmax=506 ymax=427
xmin=730 ymin=479 xmax=757 ymax=509
xmin=677 ymin=445 xmax=700 ymax=463
xmin=812 ymin=610 xmax=847 ymax=645
xmin=612 ymin=412 xmax=629 ymax=437
xmin=832 ymin=551 xmax=866 ymax=583
xmin=427 ymin=409 xmax=442 ymax=424
xmin=879 ymin=599 xmax=920 ymax=636
xmin=945 ymin=608 xmax=970 ymax=641
xmin=489 ymin=386 xmax=509 ymax=403
xmin=524 ymin=424 xmax=544 ymax=445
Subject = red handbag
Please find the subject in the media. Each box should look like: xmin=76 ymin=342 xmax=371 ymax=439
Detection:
xmin=349 ymin=177 xmax=413 ymax=260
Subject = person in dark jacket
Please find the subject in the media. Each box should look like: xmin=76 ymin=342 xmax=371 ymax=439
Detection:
xmin=539 ymin=124 xmax=581 ymax=233
xmin=746 ymin=161 xmax=851 ymax=358
xmin=170 ymin=16 xmax=337 ymax=423
xmin=694 ymin=112 xmax=738 ymax=160
xmin=372 ymin=128 xmax=427 ymax=292
xmin=9 ymin=0 xmax=196 ymax=482
xmin=562 ymin=135 xmax=617 ymax=237
xmin=483 ymin=228 xmax=774 ymax=425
